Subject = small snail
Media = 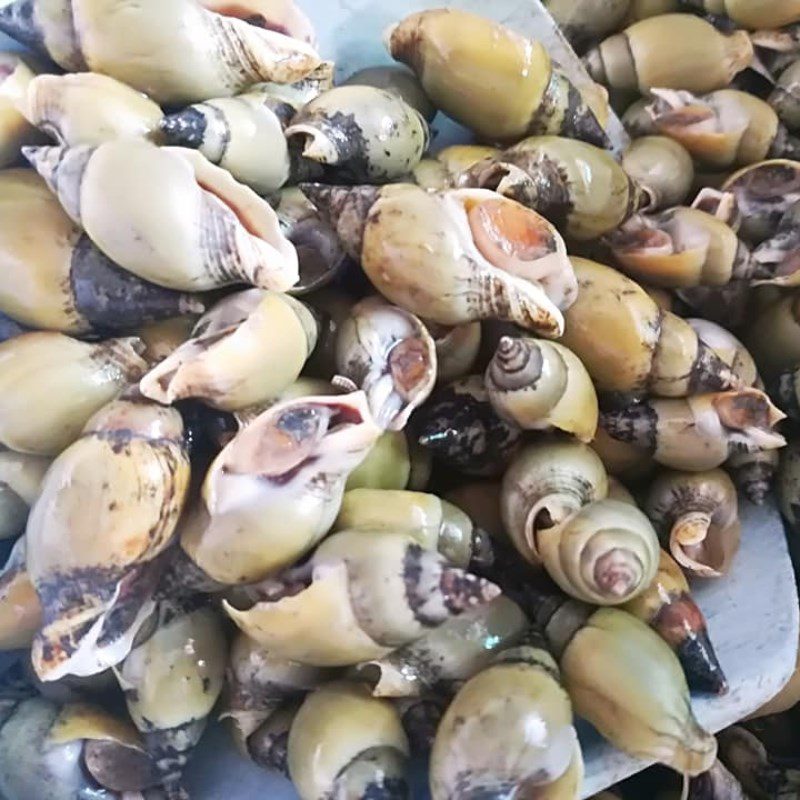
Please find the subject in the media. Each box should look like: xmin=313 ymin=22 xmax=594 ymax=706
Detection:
xmin=0 ymin=332 xmax=148 ymax=455
xmin=600 ymin=389 xmax=786 ymax=471
xmin=622 ymin=549 xmax=728 ymax=694
xmin=387 ymin=8 xmax=608 ymax=146
xmin=0 ymin=537 xmax=41 ymax=650
xmin=621 ymin=135 xmax=695 ymax=210
xmin=0 ymin=450 xmax=50 ymax=540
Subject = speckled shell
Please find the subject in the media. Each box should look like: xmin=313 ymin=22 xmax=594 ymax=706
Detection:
xmin=140 ymin=289 xmax=317 ymax=411
xmin=179 ymin=391 xmax=381 ymax=585
xmin=335 ymin=296 xmax=436 ymax=430
xmin=461 ymin=135 xmax=644 ymax=241
xmin=0 ymin=170 xmax=203 ymax=335
xmin=415 ymin=375 xmax=523 ymax=477
xmin=687 ymin=319 xmax=758 ymax=388
xmin=22 ymin=72 xmax=162 ymax=146
xmin=429 ymin=644 xmax=581 ymax=800
xmin=26 ymin=399 xmax=190 ymax=682
xmin=0 ymin=332 xmax=148 ymax=455
xmin=287 ymin=682 xmax=410 ymax=800
xmin=285 ymin=85 xmax=429 ymax=183
xmin=24 ymin=139 xmax=299 ymax=292
xmin=771 ymin=60 xmax=800 ymax=133
xmin=388 ymin=8 xmax=608 ymax=146
xmin=343 ymin=65 xmax=436 ymax=122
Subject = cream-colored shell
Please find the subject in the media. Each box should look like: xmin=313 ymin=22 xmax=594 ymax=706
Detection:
xmin=621 ymin=135 xmax=695 ymax=210
xmin=359 ymin=185 xmax=573 ymax=337
xmin=118 ymin=607 xmax=226 ymax=731
xmin=22 ymin=72 xmax=162 ymax=146
xmin=562 ymin=608 xmax=717 ymax=776
xmin=501 ymin=441 xmax=609 ymax=566
xmin=0 ymin=450 xmax=50 ymax=539
xmin=71 ymin=0 xmax=321 ymax=104
xmin=24 ymin=139 xmax=299 ymax=292
xmin=140 ymin=289 xmax=316 ymax=411
xmin=0 ymin=332 xmax=147 ymax=455
xmin=0 ymin=536 xmax=41 ymax=650
xmin=180 ymin=392 xmax=381 ymax=584
xmin=287 ymin=682 xmax=409 ymax=800
xmin=0 ymin=55 xmax=43 ymax=167
xmin=687 ymin=318 xmax=758 ymax=387
xmin=224 ymin=562 xmax=393 ymax=666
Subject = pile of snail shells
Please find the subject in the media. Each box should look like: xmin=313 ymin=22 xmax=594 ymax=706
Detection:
xmin=0 ymin=0 xmax=797 ymax=798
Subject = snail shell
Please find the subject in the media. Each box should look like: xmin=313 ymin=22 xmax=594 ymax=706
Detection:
xmin=0 ymin=537 xmax=41 ymax=650
xmin=159 ymin=88 xmax=294 ymax=194
xmin=343 ymin=65 xmax=436 ymax=122
xmin=429 ymin=640 xmax=582 ymax=800
xmin=541 ymin=602 xmax=718 ymax=777
xmin=537 ymin=499 xmax=661 ymax=606
xmin=354 ymin=596 xmax=527 ymax=698
xmin=223 ymin=530 xmax=500 ymax=666
xmin=687 ymin=318 xmax=759 ymax=388
xmin=302 ymin=183 xmax=577 ymax=337
xmin=647 ymin=88 xmax=800 ymax=170
xmin=622 ymin=549 xmax=728 ymax=695
xmin=334 ymin=488 xmax=491 ymax=569
xmin=26 ymin=398 xmax=190 ymax=681
xmin=0 ymin=332 xmax=148 ymax=455
xmin=424 ymin=320 xmax=482 ymax=385
xmin=0 ymin=696 xmax=158 ymax=799
xmin=244 ymin=701 xmax=300 ymax=775
xmin=0 ymin=169 xmax=203 ymax=334
xmin=0 ymin=54 xmax=44 ymax=167
xmin=606 ymin=206 xmax=757 ymax=288
xmin=415 ymin=375 xmax=523 ymax=477
xmin=24 ymin=139 xmax=299 ymax=292
xmin=744 ymin=291 xmax=800 ymax=379
xmin=687 ymin=0 xmax=800 ymax=29
xmin=590 ymin=425 xmax=657 ymax=484
xmin=345 ymin=430 xmax=412 ymax=492
xmin=485 ymin=335 xmax=599 ymax=442
xmin=335 ymin=296 xmax=436 ymax=430
xmin=393 ymin=695 xmax=447 ymax=755
xmin=287 ymin=682 xmax=410 ymax=800
xmin=388 ymin=8 xmax=608 ymax=146
xmin=621 ymin=135 xmax=695 ymax=210
xmin=461 ymin=135 xmax=645 ymax=241
xmin=134 ymin=315 xmax=198 ymax=365
xmin=285 ymin=85 xmax=430 ymax=184
xmin=543 ymin=0 xmax=632 ymax=45
xmin=721 ymin=159 xmax=800 ymax=245
xmin=412 ymin=145 xmax=500 ymax=191
xmin=0 ymin=450 xmax=49 ymax=540
xmin=200 ymin=0 xmax=317 ymax=46
xmin=561 ymin=257 xmax=742 ymax=396
xmin=584 ymin=14 xmax=753 ymax=94
xmin=726 ymin=448 xmax=779 ymax=507
xmin=140 ymin=289 xmax=317 ymax=411
xmin=600 ymin=389 xmax=787 ymax=471
xmin=179 ymin=391 xmax=381 ymax=585
xmin=645 ymin=469 xmax=741 ymax=578
xmin=501 ymin=440 xmax=609 ymax=566
xmin=117 ymin=603 xmax=227 ymax=794
xmin=770 ymin=59 xmax=800 ymax=133
xmin=750 ymin=201 xmax=800 ymax=288
xmin=20 ymin=71 xmax=162 ymax=147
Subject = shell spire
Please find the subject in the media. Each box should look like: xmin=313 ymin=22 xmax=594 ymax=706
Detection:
xmin=299 ymin=183 xmax=382 ymax=259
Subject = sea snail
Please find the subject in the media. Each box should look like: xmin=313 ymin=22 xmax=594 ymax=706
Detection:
xmin=26 ymin=398 xmax=190 ymax=682
xmin=683 ymin=0 xmax=800 ymax=30
xmin=24 ymin=138 xmax=299 ymax=292
xmin=334 ymin=488 xmax=492 ymax=570
xmin=485 ymin=335 xmax=599 ymax=443
xmin=354 ymin=596 xmax=528 ymax=699
xmin=460 ymin=135 xmax=646 ymax=242
xmin=0 ymin=0 xmax=322 ymax=104
xmin=0 ymin=332 xmax=148 ymax=456
xmin=0 ymin=450 xmax=50 ymax=540
xmin=600 ymin=389 xmax=786 ymax=472
xmin=0 ymin=169 xmax=203 ymax=335
xmin=429 ymin=636 xmax=583 ymax=800
xmin=303 ymin=182 xmax=578 ymax=337
xmin=0 ymin=537 xmax=42 ymax=650
xmin=414 ymin=375 xmax=523 ymax=478
xmin=179 ymin=391 xmax=381 ymax=586
xmin=621 ymin=135 xmax=695 ymax=211
xmin=335 ymin=296 xmax=437 ymax=431
xmin=223 ymin=529 xmax=500 ymax=667
xmin=622 ymin=549 xmax=728 ymax=695
xmin=0 ymin=695 xmax=160 ymax=799
xmin=561 ymin=257 xmax=741 ymax=397
xmin=343 ymin=65 xmax=437 ymax=122
xmin=744 ymin=291 xmax=800 ymax=379
xmin=0 ymin=53 xmax=44 ymax=168
xmin=117 ymin=602 xmax=227 ymax=795
xmin=387 ymin=8 xmax=609 ymax=146
xmin=285 ymin=85 xmax=430 ymax=184
xmin=584 ymin=14 xmax=753 ymax=94
xmin=536 ymin=599 xmax=717 ymax=777
xmin=770 ymin=59 xmax=800 ymax=133
xmin=645 ymin=88 xmax=800 ymax=170
xmin=140 ymin=288 xmax=318 ymax=412
xmin=287 ymin=682 xmax=410 ymax=800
